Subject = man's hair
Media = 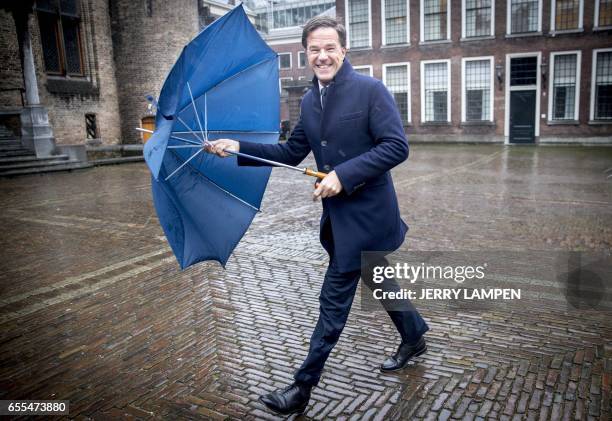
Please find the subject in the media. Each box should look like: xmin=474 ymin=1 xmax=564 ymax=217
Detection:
xmin=301 ymin=16 xmax=347 ymax=49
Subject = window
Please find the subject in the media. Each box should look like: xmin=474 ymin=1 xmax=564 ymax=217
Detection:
xmin=508 ymin=0 xmax=541 ymax=34
xmin=279 ymin=53 xmax=291 ymax=70
xmin=298 ymin=51 xmax=306 ymax=68
xmin=462 ymin=0 xmax=493 ymax=38
xmin=346 ymin=0 xmax=371 ymax=48
xmin=421 ymin=0 xmax=450 ymax=42
xmin=270 ymin=2 xmax=335 ymax=29
xmin=36 ymin=0 xmax=84 ymax=75
xmin=590 ymin=49 xmax=612 ymax=121
xmin=383 ymin=63 xmax=411 ymax=124
xmin=510 ymin=56 xmax=538 ymax=86
xmin=85 ymin=113 xmax=97 ymax=139
xmin=549 ymin=52 xmax=580 ymax=121
xmin=354 ymin=65 xmax=374 ymax=77
xmin=551 ymin=0 xmax=582 ymax=31
xmin=383 ymin=0 xmax=409 ymax=45
xmin=595 ymin=0 xmax=612 ymax=28
xmin=462 ymin=57 xmax=493 ymax=122
xmin=421 ymin=60 xmax=450 ymax=122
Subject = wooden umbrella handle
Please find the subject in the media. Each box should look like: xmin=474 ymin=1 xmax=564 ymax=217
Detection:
xmin=304 ymin=168 xmax=327 ymax=179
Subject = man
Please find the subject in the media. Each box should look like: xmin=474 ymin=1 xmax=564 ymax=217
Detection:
xmin=207 ymin=17 xmax=429 ymax=415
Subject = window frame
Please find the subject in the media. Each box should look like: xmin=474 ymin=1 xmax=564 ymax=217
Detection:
xmin=547 ymin=50 xmax=581 ymax=123
xmin=298 ymin=51 xmax=306 ymax=68
xmin=461 ymin=56 xmax=495 ymax=123
xmin=420 ymin=59 xmax=451 ymax=123
xmin=278 ymin=52 xmax=292 ymax=70
xmin=461 ymin=0 xmax=495 ymax=39
xmin=420 ymin=0 xmax=452 ymax=43
xmin=550 ymin=0 xmax=583 ymax=33
xmin=506 ymin=0 xmax=543 ymax=35
xmin=35 ymin=0 xmax=85 ymax=76
xmin=353 ymin=65 xmax=374 ymax=77
xmin=594 ymin=0 xmax=612 ymax=30
xmin=345 ymin=0 xmax=373 ymax=49
xmin=383 ymin=62 xmax=412 ymax=124
xmin=382 ymin=0 xmax=410 ymax=46
xmin=590 ymin=47 xmax=612 ymax=122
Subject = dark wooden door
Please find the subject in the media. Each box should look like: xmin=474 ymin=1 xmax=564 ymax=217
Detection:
xmin=509 ymin=90 xmax=536 ymax=144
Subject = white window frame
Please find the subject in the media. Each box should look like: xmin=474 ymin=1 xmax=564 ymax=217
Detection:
xmin=506 ymin=0 xmax=543 ymax=35
xmin=353 ymin=65 xmax=374 ymax=77
xmin=503 ymin=51 xmax=542 ymax=141
xmin=590 ymin=47 xmax=612 ymax=121
xmin=461 ymin=56 xmax=495 ymax=123
xmin=420 ymin=0 xmax=452 ymax=43
xmin=550 ymin=0 xmax=583 ymax=32
xmin=547 ymin=51 xmax=581 ymax=123
xmin=461 ymin=0 xmax=495 ymax=39
xmin=382 ymin=0 xmax=410 ymax=46
xmin=278 ymin=52 xmax=292 ymax=70
xmin=420 ymin=59 xmax=451 ymax=123
xmin=594 ymin=0 xmax=612 ymax=29
xmin=297 ymin=51 xmax=306 ymax=68
xmin=279 ymin=76 xmax=293 ymax=93
xmin=383 ymin=62 xmax=412 ymax=123
xmin=345 ymin=0 xmax=373 ymax=49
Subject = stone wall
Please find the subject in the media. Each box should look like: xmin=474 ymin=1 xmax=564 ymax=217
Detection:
xmin=109 ymin=0 xmax=199 ymax=144
xmin=27 ymin=0 xmax=122 ymax=146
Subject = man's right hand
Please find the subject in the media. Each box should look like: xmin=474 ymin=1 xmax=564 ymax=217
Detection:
xmin=205 ymin=139 xmax=239 ymax=157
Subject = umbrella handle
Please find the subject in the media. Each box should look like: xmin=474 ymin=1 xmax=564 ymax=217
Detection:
xmin=304 ymin=168 xmax=327 ymax=179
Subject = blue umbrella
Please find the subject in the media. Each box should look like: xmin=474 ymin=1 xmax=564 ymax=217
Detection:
xmin=143 ymin=4 xmax=279 ymax=269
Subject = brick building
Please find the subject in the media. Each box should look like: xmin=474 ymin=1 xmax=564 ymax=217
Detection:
xmin=335 ymin=0 xmax=612 ymax=143
xmin=0 ymin=0 xmax=251 ymax=173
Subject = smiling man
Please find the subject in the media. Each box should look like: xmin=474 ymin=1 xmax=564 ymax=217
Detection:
xmin=207 ymin=16 xmax=429 ymax=415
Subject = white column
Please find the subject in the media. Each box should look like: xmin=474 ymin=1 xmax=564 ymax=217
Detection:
xmin=21 ymin=13 xmax=40 ymax=106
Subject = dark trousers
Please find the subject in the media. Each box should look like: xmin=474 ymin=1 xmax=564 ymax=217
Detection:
xmin=293 ymin=222 xmax=429 ymax=387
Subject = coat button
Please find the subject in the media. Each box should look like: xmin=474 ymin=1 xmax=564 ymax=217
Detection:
xmin=321 ymin=140 xmax=327 ymax=146
xmin=323 ymin=164 xmax=331 ymax=171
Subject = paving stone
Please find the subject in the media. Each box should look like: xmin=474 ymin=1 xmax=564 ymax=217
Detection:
xmin=0 ymin=147 xmax=610 ymax=420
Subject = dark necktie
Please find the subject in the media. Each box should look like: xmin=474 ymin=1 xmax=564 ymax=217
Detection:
xmin=320 ymin=86 xmax=328 ymax=110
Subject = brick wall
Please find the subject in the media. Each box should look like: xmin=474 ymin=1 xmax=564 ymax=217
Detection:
xmin=28 ymin=0 xmax=122 ymax=146
xmin=0 ymin=10 xmax=25 ymax=110
xmin=110 ymin=0 xmax=199 ymax=144
xmin=337 ymin=0 xmax=612 ymax=142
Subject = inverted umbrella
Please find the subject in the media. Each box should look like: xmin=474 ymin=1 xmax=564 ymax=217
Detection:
xmin=143 ymin=4 xmax=280 ymax=269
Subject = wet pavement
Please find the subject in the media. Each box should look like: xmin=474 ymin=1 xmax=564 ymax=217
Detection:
xmin=0 ymin=144 xmax=610 ymax=420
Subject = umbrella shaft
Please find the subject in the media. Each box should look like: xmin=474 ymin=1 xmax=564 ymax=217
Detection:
xmin=225 ymin=150 xmax=309 ymax=175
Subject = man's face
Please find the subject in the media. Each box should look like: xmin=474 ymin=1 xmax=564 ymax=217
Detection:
xmin=306 ymin=27 xmax=346 ymax=85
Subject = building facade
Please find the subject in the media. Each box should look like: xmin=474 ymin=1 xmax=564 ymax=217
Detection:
xmin=336 ymin=0 xmax=612 ymax=143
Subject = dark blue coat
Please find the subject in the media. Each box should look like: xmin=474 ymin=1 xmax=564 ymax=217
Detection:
xmin=238 ymin=60 xmax=409 ymax=272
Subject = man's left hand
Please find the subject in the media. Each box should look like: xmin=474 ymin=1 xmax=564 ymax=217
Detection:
xmin=313 ymin=170 xmax=343 ymax=201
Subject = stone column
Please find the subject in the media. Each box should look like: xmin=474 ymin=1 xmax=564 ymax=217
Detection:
xmin=13 ymin=4 xmax=56 ymax=157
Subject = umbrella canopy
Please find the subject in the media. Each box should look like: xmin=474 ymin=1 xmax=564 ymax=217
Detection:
xmin=144 ymin=4 xmax=279 ymax=269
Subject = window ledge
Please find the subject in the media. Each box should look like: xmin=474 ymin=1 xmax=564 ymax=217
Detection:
xmin=460 ymin=35 xmax=495 ymax=42
xmin=460 ymin=121 xmax=496 ymax=126
xmin=381 ymin=43 xmax=410 ymax=49
xmin=588 ymin=120 xmax=612 ymax=125
xmin=547 ymin=119 xmax=579 ymax=125
xmin=421 ymin=121 xmax=452 ymax=126
xmin=419 ymin=40 xmax=452 ymax=46
xmin=46 ymin=77 xmax=99 ymax=96
xmin=593 ymin=26 xmax=612 ymax=31
xmin=505 ymin=32 xmax=543 ymax=38
xmin=549 ymin=28 xmax=583 ymax=36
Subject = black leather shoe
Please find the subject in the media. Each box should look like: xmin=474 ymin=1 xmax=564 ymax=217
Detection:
xmin=259 ymin=382 xmax=311 ymax=415
xmin=380 ymin=337 xmax=427 ymax=372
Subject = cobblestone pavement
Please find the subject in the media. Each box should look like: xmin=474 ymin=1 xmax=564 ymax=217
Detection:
xmin=0 ymin=145 xmax=610 ymax=420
